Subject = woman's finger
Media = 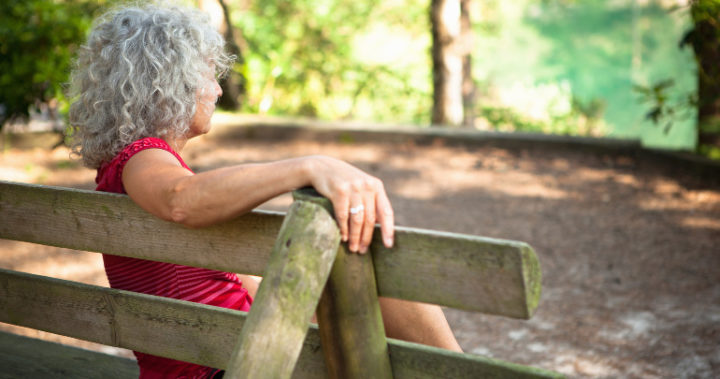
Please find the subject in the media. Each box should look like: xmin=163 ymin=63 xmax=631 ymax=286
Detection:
xmin=375 ymin=185 xmax=394 ymax=248
xmin=348 ymin=193 xmax=365 ymax=253
xmin=333 ymin=187 xmax=351 ymax=242
xmin=358 ymin=189 xmax=377 ymax=254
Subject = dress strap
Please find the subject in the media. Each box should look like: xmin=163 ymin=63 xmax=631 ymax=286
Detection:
xmin=116 ymin=137 xmax=191 ymax=174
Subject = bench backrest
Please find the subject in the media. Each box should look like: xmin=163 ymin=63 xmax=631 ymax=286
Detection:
xmin=0 ymin=180 xmax=559 ymax=378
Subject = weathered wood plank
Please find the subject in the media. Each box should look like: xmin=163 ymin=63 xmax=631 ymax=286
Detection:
xmin=225 ymin=199 xmax=340 ymax=379
xmin=0 ymin=268 xmax=242 ymax=371
xmin=0 ymin=268 xmax=324 ymax=378
xmin=316 ymin=247 xmax=393 ymax=379
xmin=294 ymin=189 xmax=393 ymax=379
xmin=387 ymin=338 xmax=564 ymax=379
xmin=0 ymin=331 xmax=138 ymax=379
xmin=0 ymin=180 xmax=540 ymax=318
xmin=371 ymin=228 xmax=542 ymax=319
xmin=0 ymin=180 xmax=283 ymax=277
xmin=0 ymin=270 xmax=562 ymax=378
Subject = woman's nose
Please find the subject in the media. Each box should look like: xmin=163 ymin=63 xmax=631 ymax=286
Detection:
xmin=215 ymin=79 xmax=223 ymax=97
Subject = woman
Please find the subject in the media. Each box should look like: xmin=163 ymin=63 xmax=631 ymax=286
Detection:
xmin=70 ymin=3 xmax=461 ymax=378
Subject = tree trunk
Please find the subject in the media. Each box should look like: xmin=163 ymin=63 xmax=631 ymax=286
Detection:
xmin=460 ymin=0 xmax=475 ymax=127
xmin=431 ymin=0 xmax=464 ymax=127
xmin=687 ymin=0 xmax=720 ymax=147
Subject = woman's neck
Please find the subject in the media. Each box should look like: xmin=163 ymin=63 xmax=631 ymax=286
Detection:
xmin=166 ymin=135 xmax=188 ymax=153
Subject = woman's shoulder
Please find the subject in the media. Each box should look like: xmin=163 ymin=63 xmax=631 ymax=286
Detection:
xmin=111 ymin=137 xmax=178 ymax=171
xmin=96 ymin=137 xmax=188 ymax=192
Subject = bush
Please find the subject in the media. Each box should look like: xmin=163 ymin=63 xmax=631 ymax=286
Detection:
xmin=0 ymin=0 xmax=111 ymax=130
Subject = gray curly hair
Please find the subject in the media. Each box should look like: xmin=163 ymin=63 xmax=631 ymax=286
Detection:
xmin=69 ymin=3 xmax=234 ymax=168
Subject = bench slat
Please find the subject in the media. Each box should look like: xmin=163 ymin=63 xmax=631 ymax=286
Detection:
xmin=0 ymin=269 xmax=562 ymax=379
xmin=295 ymin=189 xmax=393 ymax=379
xmin=0 ymin=331 xmax=138 ymax=379
xmin=226 ymin=199 xmax=341 ymax=378
xmin=0 ymin=180 xmax=540 ymax=318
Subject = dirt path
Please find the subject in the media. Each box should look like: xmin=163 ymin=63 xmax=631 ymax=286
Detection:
xmin=1 ymin=123 xmax=719 ymax=378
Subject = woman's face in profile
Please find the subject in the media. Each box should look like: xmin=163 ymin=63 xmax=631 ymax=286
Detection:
xmin=188 ymin=66 xmax=223 ymax=138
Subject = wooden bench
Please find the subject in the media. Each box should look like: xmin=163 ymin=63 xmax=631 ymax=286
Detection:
xmin=0 ymin=180 xmax=563 ymax=378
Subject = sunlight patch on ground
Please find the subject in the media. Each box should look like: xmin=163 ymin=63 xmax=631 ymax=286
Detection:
xmin=613 ymin=173 xmax=642 ymax=187
xmin=652 ymin=178 xmax=686 ymax=195
xmin=487 ymin=180 xmax=570 ymax=200
xmin=572 ymin=167 xmax=614 ymax=182
xmin=0 ymin=241 xmax=107 ymax=286
xmin=638 ymin=198 xmax=693 ymax=211
xmin=597 ymin=311 xmax=656 ymax=341
xmin=393 ymin=172 xmax=570 ymax=201
xmin=0 ymin=167 xmax=32 ymax=182
xmin=553 ymin=352 xmax=621 ymax=378
xmin=508 ymin=329 xmax=528 ymax=340
xmin=9 ymin=254 xmax=106 ymax=284
xmin=257 ymin=192 xmax=293 ymax=212
xmin=620 ymin=312 xmax=656 ymax=336
xmin=0 ymin=146 xmax=94 ymax=188
xmin=639 ymin=195 xmax=719 ymax=212
xmin=392 ymin=179 xmax=440 ymax=200
xmin=470 ymin=346 xmax=493 ymax=357
xmin=385 ymin=146 xmax=574 ymax=200
xmin=685 ymin=190 xmax=720 ymax=203
xmin=527 ymin=342 xmax=548 ymax=353
xmin=680 ymin=216 xmax=720 ymax=230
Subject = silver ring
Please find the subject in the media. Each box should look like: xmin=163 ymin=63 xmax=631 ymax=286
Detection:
xmin=349 ymin=205 xmax=365 ymax=215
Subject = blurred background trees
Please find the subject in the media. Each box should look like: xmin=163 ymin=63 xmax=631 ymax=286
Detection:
xmin=0 ymin=0 xmax=116 ymax=130
xmin=430 ymin=0 xmax=464 ymax=126
xmin=233 ymin=0 xmax=433 ymax=124
xmin=685 ymin=0 xmax=720 ymax=155
xmin=429 ymin=0 xmax=476 ymax=127
xmin=1 ymin=0 xmax=717 ymax=157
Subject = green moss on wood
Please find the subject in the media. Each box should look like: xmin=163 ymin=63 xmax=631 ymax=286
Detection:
xmin=521 ymin=244 xmax=542 ymax=318
xmin=317 ymin=244 xmax=393 ymax=379
xmin=225 ymin=199 xmax=340 ymax=379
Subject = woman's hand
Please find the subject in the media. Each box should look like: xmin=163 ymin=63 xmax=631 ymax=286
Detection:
xmin=304 ymin=156 xmax=394 ymax=254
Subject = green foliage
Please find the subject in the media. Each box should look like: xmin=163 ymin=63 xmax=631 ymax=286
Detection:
xmin=477 ymin=95 xmax=607 ymax=136
xmin=236 ymin=0 xmax=433 ymax=124
xmin=633 ymin=79 xmax=697 ymax=135
xmin=509 ymin=0 xmax=697 ymax=149
xmin=633 ymin=0 xmax=720 ymax=158
xmin=697 ymin=143 xmax=720 ymax=159
xmin=687 ymin=0 xmax=720 ymax=25
xmin=0 ymin=0 xmax=114 ymax=129
xmin=1 ymin=0 xmax=702 ymax=153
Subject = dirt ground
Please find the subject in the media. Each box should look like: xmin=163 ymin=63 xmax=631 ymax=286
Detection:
xmin=1 ymin=119 xmax=719 ymax=378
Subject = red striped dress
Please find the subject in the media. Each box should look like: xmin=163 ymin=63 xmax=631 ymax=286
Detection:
xmin=96 ymin=137 xmax=253 ymax=379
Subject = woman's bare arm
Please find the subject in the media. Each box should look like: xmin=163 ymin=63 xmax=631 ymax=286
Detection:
xmin=122 ymin=148 xmax=393 ymax=253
